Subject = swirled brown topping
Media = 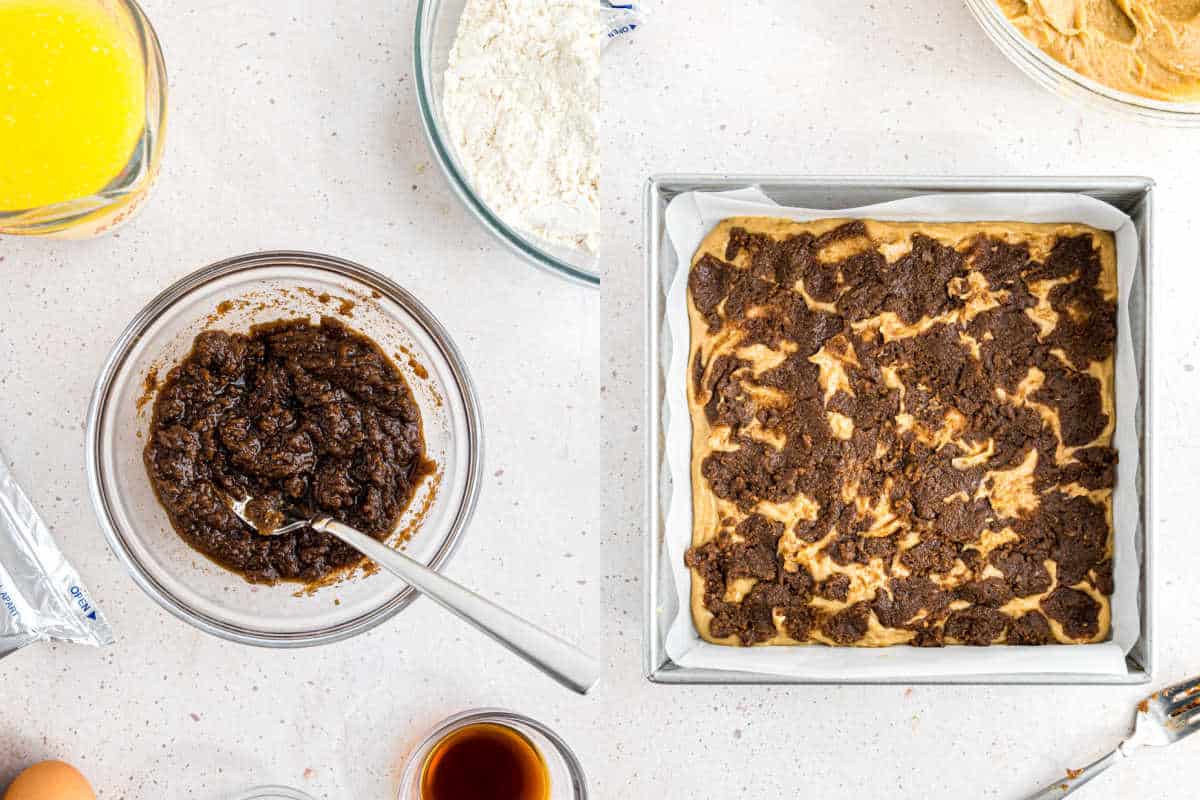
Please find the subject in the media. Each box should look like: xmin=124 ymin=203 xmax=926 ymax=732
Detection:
xmin=144 ymin=317 xmax=434 ymax=584
xmin=685 ymin=218 xmax=1117 ymax=647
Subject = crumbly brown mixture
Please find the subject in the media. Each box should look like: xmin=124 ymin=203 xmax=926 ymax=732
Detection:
xmin=144 ymin=317 xmax=433 ymax=584
xmin=685 ymin=218 xmax=1117 ymax=647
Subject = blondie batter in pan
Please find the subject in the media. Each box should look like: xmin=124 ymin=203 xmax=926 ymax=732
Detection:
xmin=684 ymin=217 xmax=1117 ymax=647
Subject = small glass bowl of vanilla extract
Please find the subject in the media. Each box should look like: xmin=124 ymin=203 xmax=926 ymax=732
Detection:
xmin=399 ymin=709 xmax=587 ymax=800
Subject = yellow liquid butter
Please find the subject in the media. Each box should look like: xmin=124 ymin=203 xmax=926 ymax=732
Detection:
xmin=0 ymin=0 xmax=146 ymax=212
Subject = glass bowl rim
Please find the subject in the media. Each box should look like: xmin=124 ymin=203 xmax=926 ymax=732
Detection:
xmin=228 ymin=787 xmax=318 ymax=800
xmin=397 ymin=707 xmax=588 ymax=800
xmin=965 ymin=0 xmax=1200 ymax=125
xmin=84 ymin=250 xmax=485 ymax=648
xmin=412 ymin=0 xmax=600 ymax=288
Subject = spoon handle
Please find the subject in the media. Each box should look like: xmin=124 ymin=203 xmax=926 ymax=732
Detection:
xmin=312 ymin=516 xmax=603 ymax=695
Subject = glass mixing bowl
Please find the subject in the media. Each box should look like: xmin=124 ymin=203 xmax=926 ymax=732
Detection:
xmin=413 ymin=0 xmax=600 ymax=287
xmin=230 ymin=788 xmax=316 ymax=800
xmin=398 ymin=709 xmax=587 ymax=800
xmin=86 ymin=252 xmax=483 ymax=647
xmin=965 ymin=0 xmax=1200 ymax=125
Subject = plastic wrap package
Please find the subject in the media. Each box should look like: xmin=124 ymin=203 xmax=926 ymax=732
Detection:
xmin=602 ymin=1 xmax=643 ymax=42
xmin=0 ymin=444 xmax=112 ymax=660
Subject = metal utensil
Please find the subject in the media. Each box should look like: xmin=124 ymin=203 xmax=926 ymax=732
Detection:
xmin=228 ymin=497 xmax=602 ymax=695
xmin=1026 ymin=674 xmax=1200 ymax=798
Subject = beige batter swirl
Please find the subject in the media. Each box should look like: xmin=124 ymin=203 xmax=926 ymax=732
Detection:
xmin=998 ymin=0 xmax=1200 ymax=101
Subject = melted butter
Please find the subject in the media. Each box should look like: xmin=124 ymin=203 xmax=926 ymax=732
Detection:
xmin=0 ymin=0 xmax=147 ymax=211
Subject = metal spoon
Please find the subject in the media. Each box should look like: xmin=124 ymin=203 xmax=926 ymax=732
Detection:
xmin=229 ymin=497 xmax=602 ymax=695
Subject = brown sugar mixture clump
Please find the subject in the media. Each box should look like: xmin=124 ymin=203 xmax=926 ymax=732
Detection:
xmin=144 ymin=317 xmax=434 ymax=584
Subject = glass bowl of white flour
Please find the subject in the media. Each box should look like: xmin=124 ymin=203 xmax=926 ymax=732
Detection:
xmin=415 ymin=0 xmax=603 ymax=287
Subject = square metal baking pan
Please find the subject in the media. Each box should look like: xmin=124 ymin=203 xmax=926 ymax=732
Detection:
xmin=642 ymin=175 xmax=1155 ymax=685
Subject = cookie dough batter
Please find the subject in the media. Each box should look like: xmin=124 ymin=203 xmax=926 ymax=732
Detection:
xmin=684 ymin=218 xmax=1118 ymax=648
xmin=998 ymin=0 xmax=1200 ymax=101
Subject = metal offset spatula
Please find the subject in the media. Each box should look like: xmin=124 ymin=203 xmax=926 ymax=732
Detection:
xmin=1026 ymin=674 xmax=1200 ymax=798
xmin=227 ymin=497 xmax=602 ymax=695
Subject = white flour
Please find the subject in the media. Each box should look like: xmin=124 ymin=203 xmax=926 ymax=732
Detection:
xmin=442 ymin=0 xmax=601 ymax=253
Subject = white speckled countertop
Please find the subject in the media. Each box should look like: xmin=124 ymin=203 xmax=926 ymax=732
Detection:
xmin=0 ymin=1 xmax=1197 ymax=798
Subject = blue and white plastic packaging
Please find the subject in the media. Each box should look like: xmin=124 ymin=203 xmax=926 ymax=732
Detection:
xmin=601 ymin=1 xmax=643 ymax=43
xmin=0 ymin=445 xmax=112 ymax=660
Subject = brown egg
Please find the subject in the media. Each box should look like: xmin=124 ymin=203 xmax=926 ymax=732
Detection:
xmin=3 ymin=761 xmax=95 ymax=800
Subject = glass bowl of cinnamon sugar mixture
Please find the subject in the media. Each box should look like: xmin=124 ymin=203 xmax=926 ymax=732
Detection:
xmin=86 ymin=252 xmax=483 ymax=647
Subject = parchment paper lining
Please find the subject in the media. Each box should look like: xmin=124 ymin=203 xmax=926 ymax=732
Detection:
xmin=661 ymin=189 xmax=1141 ymax=679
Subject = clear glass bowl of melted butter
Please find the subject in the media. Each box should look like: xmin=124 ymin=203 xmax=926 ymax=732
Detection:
xmin=0 ymin=0 xmax=168 ymax=236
